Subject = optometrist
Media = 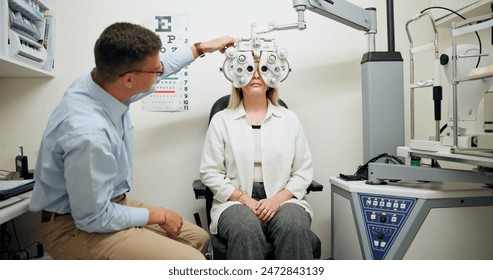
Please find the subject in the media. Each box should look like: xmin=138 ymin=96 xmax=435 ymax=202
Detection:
xmin=29 ymin=22 xmax=234 ymax=260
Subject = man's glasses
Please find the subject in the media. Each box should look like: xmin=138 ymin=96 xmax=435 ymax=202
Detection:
xmin=118 ymin=61 xmax=164 ymax=77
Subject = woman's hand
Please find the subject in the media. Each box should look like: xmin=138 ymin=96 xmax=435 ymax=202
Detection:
xmin=255 ymin=188 xmax=294 ymax=223
xmin=241 ymin=195 xmax=259 ymax=212
xmin=255 ymin=197 xmax=282 ymax=223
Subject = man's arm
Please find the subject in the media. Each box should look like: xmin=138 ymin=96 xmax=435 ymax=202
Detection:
xmin=191 ymin=36 xmax=235 ymax=58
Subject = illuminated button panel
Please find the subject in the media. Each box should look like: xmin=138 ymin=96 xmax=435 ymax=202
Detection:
xmin=359 ymin=194 xmax=416 ymax=260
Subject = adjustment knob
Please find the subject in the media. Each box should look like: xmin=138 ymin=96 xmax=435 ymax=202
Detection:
xmin=277 ymin=48 xmax=288 ymax=59
xmin=225 ymin=47 xmax=236 ymax=58
xmin=440 ymin=54 xmax=449 ymax=65
xmin=237 ymin=54 xmax=246 ymax=63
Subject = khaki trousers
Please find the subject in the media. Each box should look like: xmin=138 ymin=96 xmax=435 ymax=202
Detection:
xmin=40 ymin=195 xmax=209 ymax=260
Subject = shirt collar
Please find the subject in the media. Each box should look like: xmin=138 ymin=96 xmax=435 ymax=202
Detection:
xmin=232 ymin=99 xmax=284 ymax=121
xmin=86 ymin=72 xmax=129 ymax=124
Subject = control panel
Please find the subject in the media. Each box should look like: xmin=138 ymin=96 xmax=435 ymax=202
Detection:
xmin=359 ymin=193 xmax=416 ymax=260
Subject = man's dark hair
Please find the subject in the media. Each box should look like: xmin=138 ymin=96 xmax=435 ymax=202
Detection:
xmin=94 ymin=22 xmax=162 ymax=83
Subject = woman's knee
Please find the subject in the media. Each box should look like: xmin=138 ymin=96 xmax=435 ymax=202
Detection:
xmin=219 ymin=205 xmax=263 ymax=236
xmin=270 ymin=204 xmax=312 ymax=233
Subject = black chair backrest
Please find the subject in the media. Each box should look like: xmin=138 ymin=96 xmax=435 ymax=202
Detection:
xmin=208 ymin=95 xmax=288 ymax=124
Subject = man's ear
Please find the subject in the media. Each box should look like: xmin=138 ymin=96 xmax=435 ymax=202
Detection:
xmin=122 ymin=73 xmax=134 ymax=88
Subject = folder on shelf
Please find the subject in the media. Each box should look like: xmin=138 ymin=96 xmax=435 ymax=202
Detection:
xmin=0 ymin=179 xmax=34 ymax=201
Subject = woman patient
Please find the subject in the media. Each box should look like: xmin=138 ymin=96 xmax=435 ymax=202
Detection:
xmin=199 ymin=55 xmax=319 ymax=260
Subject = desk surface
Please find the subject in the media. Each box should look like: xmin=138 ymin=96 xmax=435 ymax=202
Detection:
xmin=330 ymin=176 xmax=493 ymax=199
xmin=0 ymin=191 xmax=32 ymax=225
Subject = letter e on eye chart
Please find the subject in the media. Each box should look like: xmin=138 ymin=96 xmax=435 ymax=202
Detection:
xmin=142 ymin=13 xmax=190 ymax=112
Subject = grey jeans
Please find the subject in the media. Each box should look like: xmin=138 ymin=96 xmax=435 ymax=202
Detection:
xmin=217 ymin=183 xmax=318 ymax=260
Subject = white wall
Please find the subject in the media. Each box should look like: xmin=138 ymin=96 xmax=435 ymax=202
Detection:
xmin=0 ymin=0 xmax=450 ymax=259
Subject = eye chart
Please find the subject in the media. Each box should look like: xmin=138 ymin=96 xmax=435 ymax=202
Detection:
xmin=142 ymin=13 xmax=190 ymax=112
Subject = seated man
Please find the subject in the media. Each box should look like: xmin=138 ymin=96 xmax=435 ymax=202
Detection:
xmin=29 ymin=22 xmax=234 ymax=260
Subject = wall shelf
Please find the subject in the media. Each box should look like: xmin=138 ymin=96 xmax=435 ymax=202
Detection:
xmin=0 ymin=0 xmax=55 ymax=78
xmin=0 ymin=55 xmax=53 ymax=77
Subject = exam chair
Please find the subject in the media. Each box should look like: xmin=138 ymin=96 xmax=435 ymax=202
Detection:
xmin=193 ymin=95 xmax=323 ymax=260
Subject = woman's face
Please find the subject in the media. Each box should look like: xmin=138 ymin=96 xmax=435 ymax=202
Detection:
xmin=241 ymin=62 xmax=268 ymax=97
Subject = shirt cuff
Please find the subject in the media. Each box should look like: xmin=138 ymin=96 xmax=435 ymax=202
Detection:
xmin=128 ymin=206 xmax=149 ymax=227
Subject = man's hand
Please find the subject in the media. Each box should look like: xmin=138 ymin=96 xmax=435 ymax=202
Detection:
xmin=159 ymin=209 xmax=183 ymax=239
xmin=194 ymin=36 xmax=236 ymax=57
xmin=148 ymin=207 xmax=183 ymax=239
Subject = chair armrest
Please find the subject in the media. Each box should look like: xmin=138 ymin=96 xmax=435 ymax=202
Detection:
xmin=307 ymin=180 xmax=324 ymax=194
xmin=192 ymin=179 xmax=214 ymax=226
xmin=196 ymin=179 xmax=323 ymax=197
xmin=193 ymin=179 xmax=207 ymax=199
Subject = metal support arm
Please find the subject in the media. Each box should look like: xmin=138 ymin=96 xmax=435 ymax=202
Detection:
xmin=292 ymin=0 xmax=377 ymax=33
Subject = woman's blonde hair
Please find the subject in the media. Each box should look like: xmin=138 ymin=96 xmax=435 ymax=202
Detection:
xmin=227 ymin=87 xmax=280 ymax=109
